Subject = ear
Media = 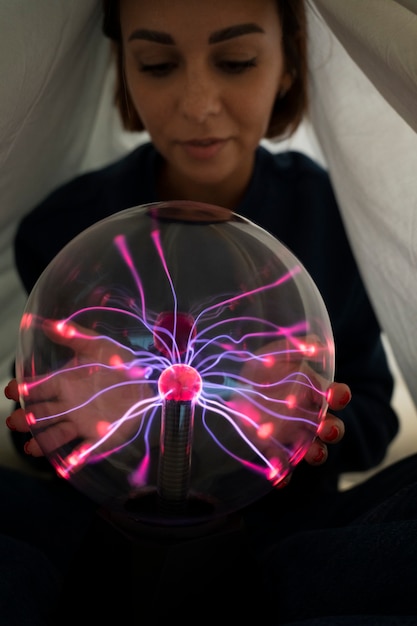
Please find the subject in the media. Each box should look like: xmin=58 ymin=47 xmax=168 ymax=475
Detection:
xmin=278 ymin=71 xmax=294 ymax=98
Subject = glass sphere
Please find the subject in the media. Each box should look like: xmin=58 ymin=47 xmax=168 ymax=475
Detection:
xmin=16 ymin=201 xmax=334 ymax=530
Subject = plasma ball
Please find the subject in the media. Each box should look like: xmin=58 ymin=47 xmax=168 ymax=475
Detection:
xmin=158 ymin=363 xmax=202 ymax=402
xmin=15 ymin=202 xmax=335 ymax=524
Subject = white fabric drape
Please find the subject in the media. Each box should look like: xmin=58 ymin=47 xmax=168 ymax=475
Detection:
xmin=0 ymin=1 xmax=416 ymax=412
xmin=0 ymin=1 xmax=105 ymax=382
xmin=0 ymin=1 xmax=138 ymax=384
xmin=310 ymin=0 xmax=417 ymax=134
xmin=307 ymin=1 xmax=417 ymax=408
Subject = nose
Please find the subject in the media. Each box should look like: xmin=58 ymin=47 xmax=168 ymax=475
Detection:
xmin=179 ymin=71 xmax=221 ymax=123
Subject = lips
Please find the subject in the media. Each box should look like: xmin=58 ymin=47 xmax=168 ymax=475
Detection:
xmin=180 ymin=138 xmax=227 ymax=160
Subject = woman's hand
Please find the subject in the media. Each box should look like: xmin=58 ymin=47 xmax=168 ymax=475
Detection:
xmin=270 ymin=380 xmax=350 ymax=488
xmin=5 ymin=321 xmax=157 ymax=461
xmin=227 ymin=337 xmax=351 ymax=486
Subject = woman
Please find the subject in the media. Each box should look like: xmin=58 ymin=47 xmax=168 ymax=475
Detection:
xmin=6 ymin=1 xmax=408 ymax=623
xmin=9 ymin=0 xmax=395 ymax=473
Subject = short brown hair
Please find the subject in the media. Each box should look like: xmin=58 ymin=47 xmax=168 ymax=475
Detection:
xmin=102 ymin=0 xmax=308 ymax=140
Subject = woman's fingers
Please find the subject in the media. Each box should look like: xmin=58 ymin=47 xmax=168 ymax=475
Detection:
xmin=327 ymin=382 xmax=351 ymax=411
xmin=303 ymin=438 xmax=329 ymax=466
xmin=20 ymin=437 xmax=43 ymax=457
xmin=4 ymin=379 xmax=19 ymax=402
xmin=317 ymin=413 xmax=345 ymax=444
xmin=5 ymin=406 xmax=29 ymax=433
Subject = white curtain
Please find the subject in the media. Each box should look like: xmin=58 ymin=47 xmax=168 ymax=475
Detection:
xmin=0 ymin=1 xmax=138 ymax=384
xmin=310 ymin=0 xmax=417 ymax=133
xmin=307 ymin=0 xmax=417 ymax=408
xmin=0 ymin=0 xmax=416 ymax=411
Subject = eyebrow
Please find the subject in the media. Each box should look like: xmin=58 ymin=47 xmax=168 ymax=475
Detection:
xmin=128 ymin=29 xmax=173 ymax=44
xmin=128 ymin=23 xmax=265 ymax=45
xmin=209 ymin=23 xmax=265 ymax=44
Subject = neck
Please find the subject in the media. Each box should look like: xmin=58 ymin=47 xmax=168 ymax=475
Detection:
xmin=157 ymin=160 xmax=254 ymax=211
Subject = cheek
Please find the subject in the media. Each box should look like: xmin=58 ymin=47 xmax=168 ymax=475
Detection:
xmin=229 ymin=70 xmax=280 ymax=132
xmin=125 ymin=79 xmax=172 ymax=133
xmin=124 ymin=65 xmax=153 ymax=120
xmin=126 ymin=84 xmax=160 ymax=129
xmin=237 ymin=90 xmax=277 ymax=136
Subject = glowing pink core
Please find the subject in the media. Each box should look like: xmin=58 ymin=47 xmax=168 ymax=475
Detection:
xmin=158 ymin=364 xmax=202 ymax=402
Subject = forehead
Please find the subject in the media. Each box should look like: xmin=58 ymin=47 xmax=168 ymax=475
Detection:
xmin=119 ymin=0 xmax=282 ymax=42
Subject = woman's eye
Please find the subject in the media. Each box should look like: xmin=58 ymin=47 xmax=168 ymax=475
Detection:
xmin=218 ymin=58 xmax=257 ymax=74
xmin=139 ymin=62 xmax=176 ymax=77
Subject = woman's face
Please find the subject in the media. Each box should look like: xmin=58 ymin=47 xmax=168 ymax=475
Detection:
xmin=119 ymin=0 xmax=289 ymax=205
